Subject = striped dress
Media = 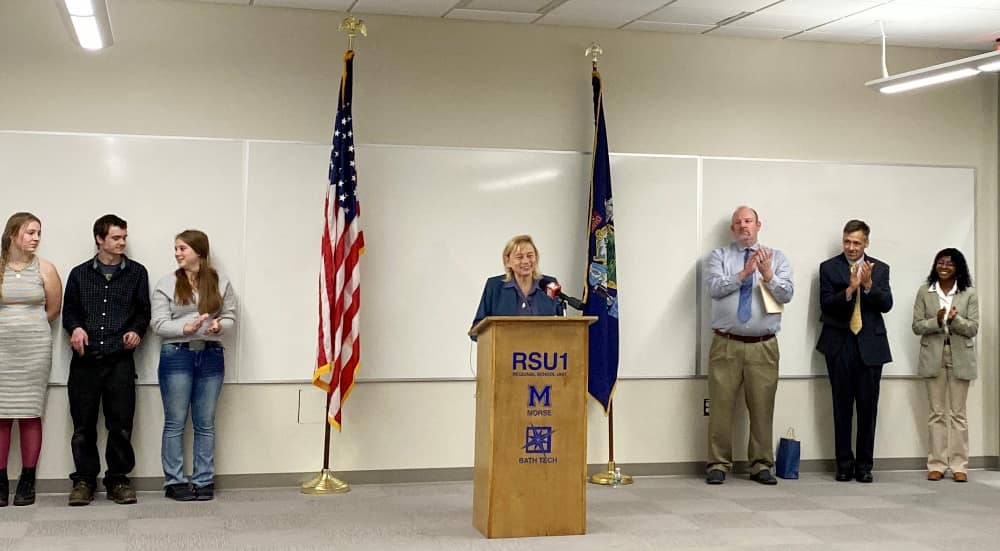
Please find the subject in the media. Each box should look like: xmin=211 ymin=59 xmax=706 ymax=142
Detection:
xmin=0 ymin=257 xmax=52 ymax=417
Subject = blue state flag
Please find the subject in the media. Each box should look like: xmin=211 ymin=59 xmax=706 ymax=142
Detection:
xmin=583 ymin=65 xmax=619 ymax=413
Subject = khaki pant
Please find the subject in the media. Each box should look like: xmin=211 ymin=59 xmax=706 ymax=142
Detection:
xmin=706 ymin=334 xmax=779 ymax=473
xmin=926 ymin=344 xmax=970 ymax=474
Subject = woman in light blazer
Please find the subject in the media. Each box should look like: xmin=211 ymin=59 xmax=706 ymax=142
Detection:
xmin=911 ymin=248 xmax=978 ymax=483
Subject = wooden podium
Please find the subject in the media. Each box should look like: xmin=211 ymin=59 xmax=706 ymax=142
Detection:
xmin=468 ymin=316 xmax=596 ymax=539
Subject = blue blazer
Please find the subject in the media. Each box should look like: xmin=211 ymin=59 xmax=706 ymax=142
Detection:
xmin=816 ymin=254 xmax=893 ymax=366
xmin=470 ymin=275 xmax=564 ymax=339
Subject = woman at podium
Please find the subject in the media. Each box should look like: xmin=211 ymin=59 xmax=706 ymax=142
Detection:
xmin=471 ymin=235 xmax=564 ymax=338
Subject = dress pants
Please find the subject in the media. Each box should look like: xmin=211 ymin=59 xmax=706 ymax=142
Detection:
xmin=824 ymin=336 xmax=882 ymax=476
xmin=706 ymin=335 xmax=779 ymax=474
xmin=926 ymin=344 xmax=970 ymax=474
xmin=67 ymin=352 xmax=137 ymax=488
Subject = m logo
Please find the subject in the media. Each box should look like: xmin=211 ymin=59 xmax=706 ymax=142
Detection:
xmin=528 ymin=385 xmax=551 ymax=408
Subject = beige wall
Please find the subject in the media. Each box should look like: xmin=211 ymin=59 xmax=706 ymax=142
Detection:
xmin=1 ymin=0 xmax=997 ymax=481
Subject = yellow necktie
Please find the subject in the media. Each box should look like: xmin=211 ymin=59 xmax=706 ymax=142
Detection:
xmin=849 ymin=264 xmax=862 ymax=335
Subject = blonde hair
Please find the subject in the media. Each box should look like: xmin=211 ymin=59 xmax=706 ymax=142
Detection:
xmin=501 ymin=234 xmax=541 ymax=282
xmin=173 ymin=229 xmax=223 ymax=314
xmin=1 ymin=212 xmax=41 ymax=301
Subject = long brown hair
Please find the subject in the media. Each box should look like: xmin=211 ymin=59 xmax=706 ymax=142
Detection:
xmin=1 ymin=212 xmax=41 ymax=301
xmin=173 ymin=230 xmax=222 ymax=314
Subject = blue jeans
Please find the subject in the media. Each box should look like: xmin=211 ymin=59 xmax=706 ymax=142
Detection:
xmin=158 ymin=343 xmax=225 ymax=488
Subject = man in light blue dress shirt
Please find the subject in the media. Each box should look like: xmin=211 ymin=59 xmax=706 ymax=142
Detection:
xmin=704 ymin=206 xmax=794 ymax=485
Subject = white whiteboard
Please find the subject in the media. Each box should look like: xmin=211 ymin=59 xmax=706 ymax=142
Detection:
xmin=699 ymin=159 xmax=975 ymax=377
xmin=0 ymin=132 xmax=244 ymax=384
xmin=242 ymin=143 xmax=699 ymax=381
xmin=0 ymin=131 xmax=974 ymax=382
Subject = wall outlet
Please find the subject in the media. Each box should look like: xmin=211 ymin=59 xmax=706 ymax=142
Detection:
xmin=703 ymin=398 xmax=710 ymax=416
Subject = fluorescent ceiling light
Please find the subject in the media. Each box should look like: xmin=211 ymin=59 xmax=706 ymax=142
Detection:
xmin=70 ymin=15 xmax=103 ymax=50
xmin=64 ymin=0 xmax=95 ymax=17
xmin=56 ymin=0 xmax=114 ymax=50
xmin=865 ymin=49 xmax=1000 ymax=94
xmin=878 ymin=68 xmax=979 ymax=94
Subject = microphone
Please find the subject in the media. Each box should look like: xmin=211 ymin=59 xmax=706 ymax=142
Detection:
xmin=539 ymin=276 xmax=584 ymax=311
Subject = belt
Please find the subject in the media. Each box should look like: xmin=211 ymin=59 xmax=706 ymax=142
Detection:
xmin=713 ymin=329 xmax=775 ymax=343
xmin=173 ymin=340 xmax=223 ymax=350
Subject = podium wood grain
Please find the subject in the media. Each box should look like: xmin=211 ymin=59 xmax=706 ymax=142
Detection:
xmin=470 ymin=316 xmax=595 ymax=538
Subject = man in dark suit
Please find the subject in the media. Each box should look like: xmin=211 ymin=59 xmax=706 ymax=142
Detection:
xmin=816 ymin=219 xmax=893 ymax=483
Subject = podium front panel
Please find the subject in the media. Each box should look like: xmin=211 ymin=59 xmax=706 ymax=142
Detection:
xmin=471 ymin=317 xmax=589 ymax=538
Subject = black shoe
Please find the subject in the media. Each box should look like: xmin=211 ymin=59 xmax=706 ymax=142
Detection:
xmin=164 ymin=483 xmax=197 ymax=502
xmin=705 ymin=470 xmax=726 ymax=485
xmin=835 ymin=471 xmax=853 ymax=482
xmin=194 ymin=483 xmax=215 ymax=501
xmin=855 ymin=471 xmax=874 ymax=483
xmin=13 ymin=468 xmax=36 ymax=506
xmin=750 ymin=470 xmax=778 ymax=485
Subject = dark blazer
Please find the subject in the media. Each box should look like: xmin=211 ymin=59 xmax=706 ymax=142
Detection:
xmin=470 ymin=275 xmax=564 ymax=339
xmin=816 ymin=254 xmax=893 ymax=366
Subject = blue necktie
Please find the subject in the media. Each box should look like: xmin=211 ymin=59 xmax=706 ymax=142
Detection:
xmin=738 ymin=248 xmax=752 ymax=323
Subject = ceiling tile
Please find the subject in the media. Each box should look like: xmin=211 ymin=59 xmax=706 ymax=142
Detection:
xmin=537 ymin=0 xmax=670 ymax=27
xmin=669 ymin=0 xmax=782 ymax=10
xmin=446 ymin=8 xmax=540 ymax=23
xmin=896 ymin=0 xmax=1000 ymax=8
xmin=350 ymin=0 xmax=458 ymax=17
xmin=254 ymin=0 xmax=353 ymax=9
xmin=728 ymin=12 xmax=833 ymax=29
xmin=642 ymin=6 xmax=749 ymax=25
xmin=622 ymin=20 xmax=713 ymax=33
xmin=463 ymin=0 xmax=550 ymax=12
xmin=712 ymin=26 xmax=793 ymax=38
xmin=758 ymin=0 xmax=886 ymax=17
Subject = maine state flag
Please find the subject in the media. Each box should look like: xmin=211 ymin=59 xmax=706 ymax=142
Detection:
xmin=583 ymin=64 xmax=619 ymax=413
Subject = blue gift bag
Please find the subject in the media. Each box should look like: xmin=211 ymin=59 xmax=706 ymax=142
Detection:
xmin=775 ymin=428 xmax=800 ymax=480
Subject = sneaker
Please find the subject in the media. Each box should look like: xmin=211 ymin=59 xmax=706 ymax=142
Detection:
xmin=705 ymin=470 xmax=726 ymax=485
xmin=13 ymin=477 xmax=35 ymax=506
xmin=107 ymin=481 xmax=138 ymax=505
xmin=750 ymin=469 xmax=778 ymax=485
xmin=194 ymin=483 xmax=215 ymax=501
xmin=68 ymin=481 xmax=95 ymax=506
xmin=164 ymin=483 xmax=197 ymax=502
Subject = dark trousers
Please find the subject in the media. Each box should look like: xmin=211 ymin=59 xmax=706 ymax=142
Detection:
xmin=824 ymin=337 xmax=883 ymax=475
xmin=67 ymin=352 xmax=137 ymax=488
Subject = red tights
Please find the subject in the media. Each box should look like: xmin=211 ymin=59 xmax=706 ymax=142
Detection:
xmin=0 ymin=418 xmax=42 ymax=469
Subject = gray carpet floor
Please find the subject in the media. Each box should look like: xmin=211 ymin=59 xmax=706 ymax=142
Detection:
xmin=0 ymin=470 xmax=998 ymax=550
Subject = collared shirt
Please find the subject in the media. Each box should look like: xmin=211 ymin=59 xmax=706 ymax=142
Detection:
xmin=62 ymin=255 xmax=151 ymax=356
xmin=846 ymin=254 xmax=870 ymax=300
xmin=929 ymin=281 xmax=957 ymax=335
xmin=704 ymin=241 xmax=794 ymax=336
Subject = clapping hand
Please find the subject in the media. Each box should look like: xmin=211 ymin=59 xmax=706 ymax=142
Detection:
xmin=183 ymin=313 xmax=211 ymax=336
xmin=755 ymin=247 xmax=774 ymax=282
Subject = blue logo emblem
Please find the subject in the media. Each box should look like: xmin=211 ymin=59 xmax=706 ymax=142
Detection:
xmin=528 ymin=385 xmax=551 ymax=407
xmin=523 ymin=426 xmax=553 ymax=454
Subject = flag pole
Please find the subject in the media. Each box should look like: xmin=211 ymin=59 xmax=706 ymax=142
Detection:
xmin=301 ymin=393 xmax=351 ymax=494
xmin=301 ymin=15 xmax=367 ymax=496
xmin=583 ymin=42 xmax=632 ymax=487
xmin=588 ymin=400 xmax=633 ymax=485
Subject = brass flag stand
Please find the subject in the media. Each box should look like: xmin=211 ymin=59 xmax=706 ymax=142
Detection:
xmin=301 ymin=392 xmax=351 ymax=494
xmin=301 ymin=15 xmax=366 ymax=496
xmin=588 ymin=400 xmax=633 ymax=486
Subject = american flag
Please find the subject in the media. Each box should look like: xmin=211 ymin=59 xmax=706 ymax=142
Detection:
xmin=314 ymin=50 xmax=364 ymax=430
